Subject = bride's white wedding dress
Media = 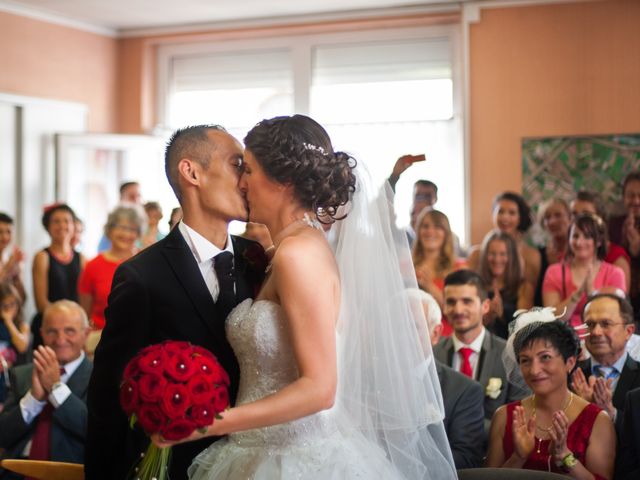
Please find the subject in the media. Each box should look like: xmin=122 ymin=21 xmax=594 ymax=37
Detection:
xmin=188 ymin=298 xmax=404 ymax=479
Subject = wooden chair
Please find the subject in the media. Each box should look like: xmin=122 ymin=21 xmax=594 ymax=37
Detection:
xmin=0 ymin=459 xmax=84 ymax=480
xmin=458 ymin=468 xmax=568 ymax=479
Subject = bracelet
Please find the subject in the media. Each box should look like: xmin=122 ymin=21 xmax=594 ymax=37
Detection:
xmin=555 ymin=452 xmax=578 ymax=472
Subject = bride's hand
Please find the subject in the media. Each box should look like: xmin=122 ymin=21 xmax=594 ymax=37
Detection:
xmin=150 ymin=420 xmax=225 ymax=448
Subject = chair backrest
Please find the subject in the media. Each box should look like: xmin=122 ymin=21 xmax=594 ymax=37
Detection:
xmin=458 ymin=468 xmax=568 ymax=480
xmin=0 ymin=459 xmax=84 ymax=480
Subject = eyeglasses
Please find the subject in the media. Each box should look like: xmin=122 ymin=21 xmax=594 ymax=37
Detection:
xmin=584 ymin=320 xmax=627 ymax=331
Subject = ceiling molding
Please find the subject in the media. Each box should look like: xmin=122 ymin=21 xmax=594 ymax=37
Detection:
xmin=0 ymin=0 xmax=117 ymax=37
xmin=118 ymin=3 xmax=461 ymax=38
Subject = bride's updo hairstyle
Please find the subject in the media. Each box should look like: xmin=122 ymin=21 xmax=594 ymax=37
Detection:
xmin=244 ymin=114 xmax=356 ymax=222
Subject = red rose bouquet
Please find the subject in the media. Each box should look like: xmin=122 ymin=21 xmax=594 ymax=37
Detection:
xmin=120 ymin=341 xmax=230 ymax=480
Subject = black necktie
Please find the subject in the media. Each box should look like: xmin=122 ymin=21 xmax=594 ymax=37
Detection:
xmin=214 ymin=251 xmax=235 ymax=318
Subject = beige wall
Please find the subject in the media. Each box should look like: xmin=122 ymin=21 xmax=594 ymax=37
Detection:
xmin=469 ymin=0 xmax=640 ymax=243
xmin=0 ymin=11 xmax=118 ymax=132
xmin=4 ymin=1 xmax=639 ymax=241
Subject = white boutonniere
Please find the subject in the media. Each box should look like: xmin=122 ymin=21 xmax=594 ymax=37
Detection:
xmin=486 ymin=377 xmax=502 ymax=399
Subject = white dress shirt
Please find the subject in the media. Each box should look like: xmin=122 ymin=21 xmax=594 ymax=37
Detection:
xmin=451 ymin=328 xmax=486 ymax=379
xmin=178 ymin=221 xmax=234 ymax=302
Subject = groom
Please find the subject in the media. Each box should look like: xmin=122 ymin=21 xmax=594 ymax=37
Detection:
xmin=85 ymin=125 xmax=267 ymax=480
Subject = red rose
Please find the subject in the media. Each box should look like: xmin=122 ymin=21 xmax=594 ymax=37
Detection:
xmin=163 ymin=341 xmax=193 ymax=357
xmin=189 ymin=404 xmax=215 ymax=428
xmin=160 ymin=384 xmax=191 ymax=419
xmin=165 ymin=352 xmax=196 ymax=382
xmin=137 ymin=404 xmax=166 ymax=433
xmin=119 ymin=379 xmax=139 ymax=416
xmin=194 ymin=355 xmax=229 ymax=386
xmin=138 ymin=349 xmax=166 ymax=375
xmin=161 ymin=419 xmax=197 ymax=441
xmin=122 ymin=356 xmax=140 ymax=381
xmin=137 ymin=373 xmax=167 ymax=402
xmin=211 ymin=386 xmax=229 ymax=412
xmin=186 ymin=375 xmax=215 ymax=405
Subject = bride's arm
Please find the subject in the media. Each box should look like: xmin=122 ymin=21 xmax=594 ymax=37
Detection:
xmin=154 ymin=234 xmax=339 ymax=445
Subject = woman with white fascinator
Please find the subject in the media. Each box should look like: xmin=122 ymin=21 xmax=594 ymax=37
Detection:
xmin=486 ymin=307 xmax=615 ymax=479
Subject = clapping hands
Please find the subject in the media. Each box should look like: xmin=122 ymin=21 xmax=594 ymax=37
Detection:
xmin=512 ymin=406 xmax=535 ymax=460
xmin=32 ymin=345 xmax=62 ymax=394
xmin=571 ymin=368 xmax=595 ymax=402
xmin=548 ymin=411 xmax=571 ymax=462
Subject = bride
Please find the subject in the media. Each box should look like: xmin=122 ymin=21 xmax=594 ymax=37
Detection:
xmin=154 ymin=114 xmax=457 ymax=479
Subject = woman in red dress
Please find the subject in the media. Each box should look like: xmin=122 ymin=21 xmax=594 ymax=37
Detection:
xmin=486 ymin=315 xmax=615 ymax=479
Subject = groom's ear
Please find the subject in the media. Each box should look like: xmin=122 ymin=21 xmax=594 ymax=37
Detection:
xmin=178 ymin=158 xmax=199 ymax=185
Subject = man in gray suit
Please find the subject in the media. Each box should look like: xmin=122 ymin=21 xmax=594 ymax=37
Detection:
xmin=434 ymin=270 xmax=528 ymax=427
xmin=410 ymin=288 xmax=485 ymax=468
xmin=0 ymin=300 xmax=91 ymax=479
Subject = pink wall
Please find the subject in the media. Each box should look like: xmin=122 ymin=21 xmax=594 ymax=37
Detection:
xmin=0 ymin=11 xmax=118 ymax=132
xmin=469 ymin=0 xmax=640 ymax=243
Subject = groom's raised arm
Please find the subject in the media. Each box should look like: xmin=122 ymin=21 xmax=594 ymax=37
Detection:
xmin=85 ymin=262 xmax=152 ymax=480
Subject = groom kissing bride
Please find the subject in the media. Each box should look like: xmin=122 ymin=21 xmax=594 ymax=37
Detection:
xmin=86 ymin=125 xmax=267 ymax=480
xmin=87 ymin=116 xmax=457 ymax=480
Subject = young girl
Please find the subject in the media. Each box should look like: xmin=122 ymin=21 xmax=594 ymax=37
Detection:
xmin=0 ymin=283 xmax=29 ymax=406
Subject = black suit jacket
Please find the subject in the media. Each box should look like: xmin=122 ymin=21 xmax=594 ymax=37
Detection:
xmin=434 ymin=330 xmax=529 ymax=425
xmin=578 ymin=354 xmax=640 ymax=433
xmin=85 ymin=227 xmax=264 ymax=480
xmin=0 ymin=358 xmax=92 ymax=480
xmin=616 ymin=387 xmax=640 ymax=480
xmin=436 ymin=360 xmax=485 ymax=469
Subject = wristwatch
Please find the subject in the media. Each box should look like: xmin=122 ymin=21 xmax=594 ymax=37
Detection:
xmin=558 ymin=452 xmax=578 ymax=471
xmin=51 ymin=381 xmax=64 ymax=392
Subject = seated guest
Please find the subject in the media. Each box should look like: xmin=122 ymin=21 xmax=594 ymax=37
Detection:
xmin=409 ymin=288 xmax=485 ymax=469
xmin=478 ymin=231 xmax=533 ymax=339
xmin=543 ymin=213 xmax=626 ymax=328
xmin=434 ymin=270 xmax=528 ymax=428
xmin=78 ymin=207 xmax=142 ymax=357
xmin=571 ymin=190 xmax=631 ymax=291
xmin=608 ymin=171 xmax=640 ymax=328
xmin=412 ymin=209 xmax=466 ymax=335
xmin=486 ymin=310 xmax=615 ymax=478
xmin=616 ymin=387 xmax=640 ymax=480
xmin=0 ymin=300 xmax=91 ymax=476
xmin=0 ymin=283 xmax=29 ymax=408
xmin=571 ymin=293 xmax=640 ymax=434
xmin=0 ymin=212 xmax=26 ymax=303
xmin=468 ymin=191 xmax=541 ymax=289
xmin=535 ymin=199 xmax=572 ymax=305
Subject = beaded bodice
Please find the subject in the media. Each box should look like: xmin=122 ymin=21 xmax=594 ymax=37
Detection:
xmin=225 ymin=299 xmax=337 ymax=447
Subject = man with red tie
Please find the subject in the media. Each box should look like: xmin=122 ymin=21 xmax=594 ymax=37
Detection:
xmin=0 ymin=300 xmax=91 ymax=479
xmin=433 ymin=269 xmax=528 ymax=429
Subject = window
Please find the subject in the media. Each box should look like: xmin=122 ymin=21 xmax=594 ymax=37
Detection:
xmin=158 ymin=24 xmax=465 ymax=243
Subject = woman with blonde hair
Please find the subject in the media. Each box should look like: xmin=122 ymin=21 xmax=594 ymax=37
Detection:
xmin=412 ymin=208 xmax=465 ymax=335
xmin=478 ymin=231 xmax=533 ymax=339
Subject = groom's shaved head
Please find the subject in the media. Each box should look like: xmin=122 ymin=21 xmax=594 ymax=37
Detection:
xmin=165 ymin=124 xmax=227 ymax=201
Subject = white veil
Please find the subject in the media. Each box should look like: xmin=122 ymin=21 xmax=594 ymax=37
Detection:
xmin=328 ymin=162 xmax=457 ymax=479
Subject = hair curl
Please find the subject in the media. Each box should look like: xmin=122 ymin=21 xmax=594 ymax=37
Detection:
xmin=244 ymin=115 xmax=356 ymax=222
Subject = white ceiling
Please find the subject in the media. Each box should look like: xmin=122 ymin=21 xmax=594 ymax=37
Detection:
xmin=0 ymin=0 xmax=470 ymax=35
